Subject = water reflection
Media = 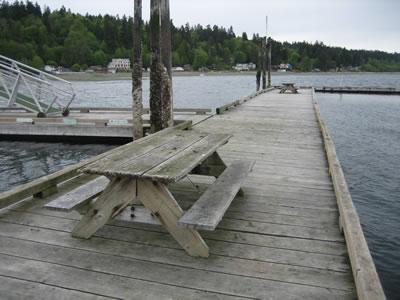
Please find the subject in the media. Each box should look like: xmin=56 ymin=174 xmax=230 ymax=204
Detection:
xmin=0 ymin=141 xmax=114 ymax=192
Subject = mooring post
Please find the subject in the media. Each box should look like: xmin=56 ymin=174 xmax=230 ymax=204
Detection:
xmin=132 ymin=0 xmax=143 ymax=139
xmin=149 ymin=0 xmax=163 ymax=133
xmin=267 ymin=37 xmax=272 ymax=88
xmin=160 ymin=0 xmax=173 ymax=128
xmin=256 ymin=40 xmax=261 ymax=91
xmin=262 ymin=37 xmax=267 ymax=90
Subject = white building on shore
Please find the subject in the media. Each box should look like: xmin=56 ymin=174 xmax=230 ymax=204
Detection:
xmin=108 ymin=58 xmax=131 ymax=72
xmin=233 ymin=63 xmax=256 ymax=71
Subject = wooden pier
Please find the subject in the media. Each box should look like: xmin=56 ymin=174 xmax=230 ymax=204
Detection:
xmin=0 ymin=88 xmax=384 ymax=299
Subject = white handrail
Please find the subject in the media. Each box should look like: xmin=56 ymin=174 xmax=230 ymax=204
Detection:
xmin=0 ymin=54 xmax=76 ymax=115
xmin=0 ymin=54 xmax=71 ymax=84
xmin=0 ymin=63 xmax=74 ymax=96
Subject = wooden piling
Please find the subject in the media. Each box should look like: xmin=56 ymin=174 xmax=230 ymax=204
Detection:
xmin=160 ymin=0 xmax=173 ymax=128
xmin=267 ymin=37 xmax=272 ymax=88
xmin=262 ymin=37 xmax=267 ymax=90
xmin=256 ymin=42 xmax=261 ymax=91
xmin=149 ymin=0 xmax=163 ymax=133
xmin=132 ymin=0 xmax=143 ymax=139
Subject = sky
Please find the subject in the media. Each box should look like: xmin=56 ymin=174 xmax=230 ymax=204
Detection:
xmin=33 ymin=0 xmax=399 ymax=53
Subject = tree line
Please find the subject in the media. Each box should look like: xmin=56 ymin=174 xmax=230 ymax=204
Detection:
xmin=1 ymin=1 xmax=399 ymax=72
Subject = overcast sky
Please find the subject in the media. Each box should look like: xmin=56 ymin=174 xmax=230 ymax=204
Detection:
xmin=33 ymin=0 xmax=399 ymax=53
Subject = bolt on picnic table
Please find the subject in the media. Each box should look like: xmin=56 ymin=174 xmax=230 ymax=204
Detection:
xmin=45 ymin=129 xmax=254 ymax=257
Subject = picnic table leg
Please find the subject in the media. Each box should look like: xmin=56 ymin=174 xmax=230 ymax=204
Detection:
xmin=137 ymin=179 xmax=209 ymax=257
xmin=72 ymin=177 xmax=137 ymax=239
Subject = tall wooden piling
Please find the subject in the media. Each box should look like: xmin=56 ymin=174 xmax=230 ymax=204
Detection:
xmin=149 ymin=0 xmax=163 ymax=133
xmin=160 ymin=0 xmax=173 ymax=127
xmin=256 ymin=44 xmax=261 ymax=91
xmin=132 ymin=0 xmax=143 ymax=139
xmin=262 ymin=37 xmax=267 ymax=90
xmin=267 ymin=37 xmax=272 ymax=87
xmin=256 ymin=54 xmax=262 ymax=92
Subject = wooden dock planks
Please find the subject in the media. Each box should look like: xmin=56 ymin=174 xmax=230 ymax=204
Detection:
xmin=0 ymin=88 xmax=361 ymax=299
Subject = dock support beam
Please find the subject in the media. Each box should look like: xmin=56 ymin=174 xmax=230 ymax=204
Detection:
xmin=267 ymin=37 xmax=272 ymax=88
xmin=262 ymin=37 xmax=267 ymax=90
xmin=256 ymin=43 xmax=261 ymax=91
xmin=132 ymin=0 xmax=143 ymax=140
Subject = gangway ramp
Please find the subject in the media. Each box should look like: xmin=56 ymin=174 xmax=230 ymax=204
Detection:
xmin=0 ymin=55 xmax=75 ymax=117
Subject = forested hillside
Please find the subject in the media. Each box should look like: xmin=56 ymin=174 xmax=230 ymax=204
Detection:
xmin=1 ymin=1 xmax=399 ymax=71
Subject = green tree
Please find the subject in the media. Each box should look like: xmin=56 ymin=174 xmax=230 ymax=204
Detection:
xmin=172 ymin=51 xmax=181 ymax=66
xmin=234 ymin=50 xmax=246 ymax=63
xmin=103 ymin=15 xmax=118 ymax=52
xmin=176 ymin=40 xmax=191 ymax=65
xmin=22 ymin=15 xmax=48 ymax=46
xmin=193 ymin=47 xmax=208 ymax=70
xmin=142 ymin=47 xmax=151 ymax=69
xmin=47 ymin=60 xmax=57 ymax=66
xmin=43 ymin=45 xmax=63 ymax=64
xmin=61 ymin=20 xmax=98 ymax=66
xmin=71 ymin=63 xmax=81 ymax=71
xmin=93 ymin=49 xmax=108 ymax=66
xmin=30 ymin=55 xmax=44 ymax=69
xmin=298 ymin=56 xmax=313 ymax=71
xmin=1 ymin=1 xmax=399 ymax=72
xmin=114 ymin=47 xmax=130 ymax=58
xmin=288 ymin=48 xmax=300 ymax=66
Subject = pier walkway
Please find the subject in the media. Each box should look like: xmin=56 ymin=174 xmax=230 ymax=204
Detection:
xmin=0 ymin=89 xmax=382 ymax=299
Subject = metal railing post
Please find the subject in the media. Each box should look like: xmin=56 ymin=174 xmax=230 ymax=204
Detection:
xmin=8 ymin=73 xmax=21 ymax=107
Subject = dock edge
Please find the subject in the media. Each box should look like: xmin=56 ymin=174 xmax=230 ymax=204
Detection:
xmin=312 ymin=88 xmax=386 ymax=300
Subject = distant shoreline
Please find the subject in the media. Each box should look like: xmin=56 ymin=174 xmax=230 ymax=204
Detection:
xmin=58 ymin=71 xmax=400 ymax=82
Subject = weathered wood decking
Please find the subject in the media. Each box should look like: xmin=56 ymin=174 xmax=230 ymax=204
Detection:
xmin=0 ymin=88 xmax=380 ymax=299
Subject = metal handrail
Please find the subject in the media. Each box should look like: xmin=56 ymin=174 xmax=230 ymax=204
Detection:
xmin=0 ymin=55 xmax=71 ymax=84
xmin=0 ymin=55 xmax=76 ymax=116
xmin=0 ymin=63 xmax=74 ymax=96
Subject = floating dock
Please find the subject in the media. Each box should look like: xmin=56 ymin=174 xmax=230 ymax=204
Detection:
xmin=0 ymin=108 xmax=212 ymax=143
xmin=315 ymin=86 xmax=400 ymax=95
xmin=0 ymin=88 xmax=384 ymax=299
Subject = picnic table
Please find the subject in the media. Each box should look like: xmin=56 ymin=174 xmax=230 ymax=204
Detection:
xmin=45 ymin=129 xmax=254 ymax=257
xmin=279 ymin=83 xmax=298 ymax=94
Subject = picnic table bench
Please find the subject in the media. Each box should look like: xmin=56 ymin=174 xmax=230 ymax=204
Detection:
xmin=45 ymin=129 xmax=254 ymax=257
xmin=279 ymin=82 xmax=299 ymax=94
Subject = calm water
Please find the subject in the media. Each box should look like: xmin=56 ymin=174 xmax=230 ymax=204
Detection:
xmin=318 ymin=93 xmax=400 ymax=299
xmin=70 ymin=72 xmax=400 ymax=110
xmin=1 ymin=72 xmax=400 ymax=298
xmin=0 ymin=142 xmax=114 ymax=192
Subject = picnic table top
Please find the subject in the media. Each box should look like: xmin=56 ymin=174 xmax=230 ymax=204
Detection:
xmin=80 ymin=130 xmax=231 ymax=183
